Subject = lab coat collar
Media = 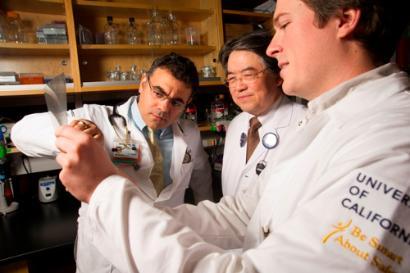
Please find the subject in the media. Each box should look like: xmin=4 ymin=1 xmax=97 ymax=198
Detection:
xmin=307 ymin=63 xmax=406 ymax=116
xmin=252 ymin=95 xmax=295 ymax=135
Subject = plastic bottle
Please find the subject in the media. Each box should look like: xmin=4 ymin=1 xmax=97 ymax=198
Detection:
xmin=6 ymin=11 xmax=24 ymax=43
xmin=210 ymin=94 xmax=226 ymax=132
xmin=127 ymin=17 xmax=141 ymax=44
xmin=104 ymin=16 xmax=119 ymax=44
xmin=0 ymin=130 xmax=8 ymax=184
xmin=184 ymin=103 xmax=197 ymax=122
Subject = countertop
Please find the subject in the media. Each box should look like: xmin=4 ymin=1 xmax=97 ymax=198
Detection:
xmin=0 ymin=192 xmax=80 ymax=265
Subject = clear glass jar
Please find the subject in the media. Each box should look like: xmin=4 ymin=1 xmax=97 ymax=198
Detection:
xmin=104 ymin=16 xmax=119 ymax=44
xmin=7 ymin=11 xmax=25 ymax=43
xmin=185 ymin=26 xmax=199 ymax=46
xmin=146 ymin=9 xmax=166 ymax=45
xmin=130 ymin=64 xmax=142 ymax=82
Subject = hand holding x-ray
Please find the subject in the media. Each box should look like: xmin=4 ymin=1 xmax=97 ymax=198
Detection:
xmin=44 ymin=73 xmax=68 ymax=129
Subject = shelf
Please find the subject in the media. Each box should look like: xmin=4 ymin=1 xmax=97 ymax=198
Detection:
xmin=0 ymin=0 xmax=66 ymax=15
xmin=74 ymin=0 xmax=213 ymax=21
xmin=79 ymin=80 xmax=223 ymax=92
xmin=78 ymin=44 xmax=216 ymax=55
xmin=222 ymin=9 xmax=272 ymax=24
xmin=80 ymin=82 xmax=139 ymax=92
xmin=198 ymin=123 xmax=211 ymax=132
xmin=0 ymin=43 xmax=70 ymax=55
xmin=199 ymin=80 xmax=224 ymax=86
xmin=0 ymin=83 xmax=74 ymax=96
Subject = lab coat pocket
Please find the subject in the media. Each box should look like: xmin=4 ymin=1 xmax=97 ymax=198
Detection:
xmin=182 ymin=148 xmax=192 ymax=164
xmin=179 ymin=160 xmax=194 ymax=186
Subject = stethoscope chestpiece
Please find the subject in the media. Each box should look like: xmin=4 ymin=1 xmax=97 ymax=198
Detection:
xmin=262 ymin=132 xmax=279 ymax=149
xmin=255 ymin=132 xmax=280 ymax=176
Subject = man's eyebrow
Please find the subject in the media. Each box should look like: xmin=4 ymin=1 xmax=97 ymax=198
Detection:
xmin=153 ymin=84 xmax=185 ymax=103
xmin=227 ymin=66 xmax=258 ymax=75
xmin=273 ymin=12 xmax=287 ymax=28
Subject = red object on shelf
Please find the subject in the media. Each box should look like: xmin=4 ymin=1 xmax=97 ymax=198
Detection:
xmin=19 ymin=73 xmax=45 ymax=84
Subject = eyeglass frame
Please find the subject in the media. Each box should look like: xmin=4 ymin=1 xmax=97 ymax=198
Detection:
xmin=145 ymin=75 xmax=189 ymax=110
xmin=224 ymin=67 xmax=270 ymax=88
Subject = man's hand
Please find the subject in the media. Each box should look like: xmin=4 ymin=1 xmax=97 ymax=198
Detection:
xmin=55 ymin=125 xmax=118 ymax=203
xmin=70 ymin=119 xmax=104 ymax=145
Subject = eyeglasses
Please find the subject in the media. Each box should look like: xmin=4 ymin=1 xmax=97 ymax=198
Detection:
xmin=146 ymin=77 xmax=187 ymax=110
xmin=225 ymin=67 xmax=269 ymax=87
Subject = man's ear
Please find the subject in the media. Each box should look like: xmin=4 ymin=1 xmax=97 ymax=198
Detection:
xmin=337 ymin=8 xmax=361 ymax=38
xmin=139 ymin=74 xmax=147 ymax=92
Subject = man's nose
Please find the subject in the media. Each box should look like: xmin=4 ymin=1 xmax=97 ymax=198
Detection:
xmin=266 ymin=34 xmax=280 ymax=58
xmin=158 ymin=98 xmax=172 ymax=112
xmin=231 ymin=77 xmax=247 ymax=92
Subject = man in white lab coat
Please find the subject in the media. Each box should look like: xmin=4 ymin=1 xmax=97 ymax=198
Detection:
xmin=11 ymin=53 xmax=213 ymax=273
xmin=219 ymin=30 xmax=305 ymax=196
xmin=54 ymin=0 xmax=410 ymax=272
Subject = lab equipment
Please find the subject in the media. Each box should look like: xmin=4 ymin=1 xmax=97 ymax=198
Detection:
xmin=38 ymin=176 xmax=58 ymax=203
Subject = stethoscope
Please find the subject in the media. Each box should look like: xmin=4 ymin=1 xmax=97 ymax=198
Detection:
xmin=240 ymin=130 xmax=280 ymax=175
xmin=109 ymin=104 xmax=130 ymax=140
xmin=256 ymin=131 xmax=280 ymax=175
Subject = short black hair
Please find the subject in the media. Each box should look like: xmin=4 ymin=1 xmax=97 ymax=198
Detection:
xmin=147 ymin=52 xmax=199 ymax=94
xmin=218 ymin=30 xmax=279 ymax=74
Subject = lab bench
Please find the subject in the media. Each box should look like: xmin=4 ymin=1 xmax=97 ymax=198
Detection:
xmin=0 ymin=190 xmax=80 ymax=273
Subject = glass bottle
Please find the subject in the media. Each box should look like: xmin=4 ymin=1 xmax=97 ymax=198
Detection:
xmin=146 ymin=9 xmax=165 ymax=45
xmin=127 ymin=17 xmax=141 ymax=44
xmin=7 ymin=11 xmax=24 ymax=43
xmin=166 ymin=11 xmax=180 ymax=45
xmin=0 ymin=11 xmax=8 ymax=42
xmin=104 ymin=16 xmax=119 ymax=44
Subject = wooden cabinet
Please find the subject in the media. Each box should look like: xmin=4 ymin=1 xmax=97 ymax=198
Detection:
xmin=222 ymin=9 xmax=272 ymax=42
xmin=0 ymin=0 xmax=224 ymax=96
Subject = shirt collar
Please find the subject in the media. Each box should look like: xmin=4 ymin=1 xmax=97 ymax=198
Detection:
xmin=130 ymin=96 xmax=173 ymax=139
xmin=246 ymin=94 xmax=284 ymax=125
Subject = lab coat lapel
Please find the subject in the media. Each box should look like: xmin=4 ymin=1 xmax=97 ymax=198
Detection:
xmin=170 ymin=122 xmax=188 ymax=182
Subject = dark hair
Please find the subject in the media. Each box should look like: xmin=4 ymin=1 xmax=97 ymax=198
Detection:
xmin=218 ymin=30 xmax=280 ymax=74
xmin=301 ymin=0 xmax=409 ymax=65
xmin=147 ymin=52 xmax=199 ymax=93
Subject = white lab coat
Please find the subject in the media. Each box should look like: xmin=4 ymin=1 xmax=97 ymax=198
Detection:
xmin=222 ymin=95 xmax=306 ymax=196
xmin=11 ymin=96 xmax=213 ymax=273
xmin=84 ymin=63 xmax=410 ymax=273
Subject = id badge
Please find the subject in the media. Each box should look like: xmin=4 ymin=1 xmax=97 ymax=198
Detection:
xmin=111 ymin=138 xmax=142 ymax=168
